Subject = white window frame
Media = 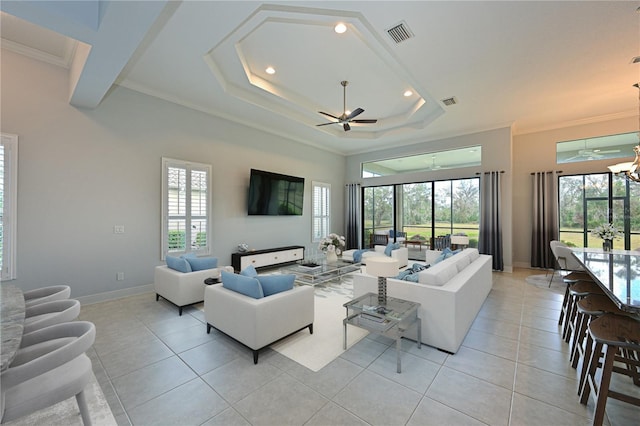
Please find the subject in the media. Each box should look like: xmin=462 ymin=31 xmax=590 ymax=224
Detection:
xmin=1 ymin=133 xmax=18 ymax=280
xmin=161 ymin=157 xmax=212 ymax=259
xmin=312 ymin=181 xmax=331 ymax=242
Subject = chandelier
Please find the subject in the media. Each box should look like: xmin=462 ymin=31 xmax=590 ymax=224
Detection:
xmin=608 ymin=83 xmax=640 ymax=182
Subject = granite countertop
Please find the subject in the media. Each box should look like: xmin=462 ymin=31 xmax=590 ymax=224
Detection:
xmin=1 ymin=283 xmax=25 ymax=371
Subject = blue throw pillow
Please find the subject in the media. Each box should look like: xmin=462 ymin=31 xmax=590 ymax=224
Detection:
xmin=384 ymin=242 xmax=394 ymax=256
xmin=221 ymin=271 xmax=263 ymax=299
xmin=404 ymin=273 xmax=420 ymax=282
xmin=411 ymin=263 xmax=428 ymax=273
xmin=240 ymin=264 xmax=258 ymax=277
xmin=180 ymin=252 xmax=198 ymax=259
xmin=395 ymin=269 xmax=414 ymax=280
xmin=186 ymin=256 xmax=218 ymax=271
xmin=257 ymin=274 xmax=295 ymax=297
xmin=166 ymin=256 xmax=192 ymax=273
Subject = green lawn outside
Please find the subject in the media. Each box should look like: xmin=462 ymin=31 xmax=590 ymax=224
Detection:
xmin=364 ymin=221 xmax=480 ymax=247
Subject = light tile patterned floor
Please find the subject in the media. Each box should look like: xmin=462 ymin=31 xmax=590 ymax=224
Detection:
xmin=80 ymin=268 xmax=640 ymax=425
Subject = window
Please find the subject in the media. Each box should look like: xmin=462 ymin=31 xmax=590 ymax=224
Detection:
xmin=312 ymin=182 xmax=330 ymax=242
xmin=361 ymin=146 xmax=481 ymax=178
xmin=559 ymin=173 xmax=639 ymax=249
xmin=556 ymin=132 xmax=638 ymax=164
xmin=0 ymin=134 xmax=18 ymax=280
xmin=161 ymin=158 xmax=211 ymax=259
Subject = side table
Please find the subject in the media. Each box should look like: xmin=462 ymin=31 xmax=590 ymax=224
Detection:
xmin=343 ymin=292 xmax=421 ymax=373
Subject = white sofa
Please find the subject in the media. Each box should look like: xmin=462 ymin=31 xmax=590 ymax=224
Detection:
xmin=353 ymin=248 xmax=492 ymax=353
xmin=342 ymin=245 xmax=409 ymax=268
xmin=204 ymin=283 xmax=314 ymax=363
xmin=154 ymin=265 xmax=234 ymax=315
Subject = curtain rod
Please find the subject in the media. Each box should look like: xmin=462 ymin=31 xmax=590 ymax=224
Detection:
xmin=475 ymin=171 xmax=505 ymax=175
xmin=530 ymin=171 xmax=563 ymax=175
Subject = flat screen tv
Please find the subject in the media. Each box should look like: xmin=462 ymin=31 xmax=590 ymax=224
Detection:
xmin=247 ymin=169 xmax=304 ymax=215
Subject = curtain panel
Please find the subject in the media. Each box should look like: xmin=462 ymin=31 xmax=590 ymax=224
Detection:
xmin=345 ymin=183 xmax=361 ymax=249
xmin=479 ymin=171 xmax=504 ymax=271
xmin=531 ymin=171 xmax=559 ymax=268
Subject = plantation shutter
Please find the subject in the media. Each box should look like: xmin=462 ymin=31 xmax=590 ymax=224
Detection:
xmin=162 ymin=158 xmax=211 ymax=258
xmin=312 ymin=182 xmax=331 ymax=242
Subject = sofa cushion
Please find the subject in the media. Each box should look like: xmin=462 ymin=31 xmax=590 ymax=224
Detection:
xmin=240 ymin=264 xmax=258 ymax=277
xmin=181 ymin=252 xmax=198 ymax=259
xmin=221 ymin=271 xmax=264 ymax=299
xmin=454 ymin=254 xmax=471 ymax=272
xmin=166 ymin=256 xmax=192 ymax=273
xmin=418 ymin=263 xmax=458 ymax=286
xmin=466 ymin=248 xmax=480 ymax=262
xmin=186 ymin=256 xmax=218 ymax=271
xmin=256 ymin=274 xmax=295 ymax=297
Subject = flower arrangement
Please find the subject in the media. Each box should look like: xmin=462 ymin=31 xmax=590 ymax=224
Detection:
xmin=318 ymin=233 xmax=346 ymax=255
xmin=591 ymin=223 xmax=621 ymax=241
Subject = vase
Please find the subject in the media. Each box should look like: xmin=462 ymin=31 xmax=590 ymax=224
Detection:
xmin=602 ymin=239 xmax=612 ymax=252
xmin=326 ymin=251 xmax=338 ymax=263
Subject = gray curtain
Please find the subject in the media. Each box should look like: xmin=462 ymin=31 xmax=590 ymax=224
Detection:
xmin=479 ymin=171 xmax=504 ymax=271
xmin=531 ymin=171 xmax=559 ymax=268
xmin=345 ymin=183 xmax=361 ymax=249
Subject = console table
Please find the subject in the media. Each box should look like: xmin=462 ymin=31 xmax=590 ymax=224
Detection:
xmin=231 ymin=245 xmax=304 ymax=272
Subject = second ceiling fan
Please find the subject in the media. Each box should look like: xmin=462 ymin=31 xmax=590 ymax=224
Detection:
xmin=316 ymin=80 xmax=378 ymax=132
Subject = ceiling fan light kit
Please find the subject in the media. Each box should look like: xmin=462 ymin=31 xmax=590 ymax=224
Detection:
xmin=316 ymin=80 xmax=378 ymax=132
xmin=608 ymin=83 xmax=640 ymax=183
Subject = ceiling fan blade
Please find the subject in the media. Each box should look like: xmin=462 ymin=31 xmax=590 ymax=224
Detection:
xmin=316 ymin=122 xmax=338 ymax=127
xmin=318 ymin=111 xmax=339 ymax=120
xmin=347 ymin=108 xmax=364 ymax=120
xmin=599 ymin=149 xmax=620 ymax=154
xmin=343 ymin=123 xmax=351 ymax=131
xmin=352 ymin=119 xmax=377 ymax=124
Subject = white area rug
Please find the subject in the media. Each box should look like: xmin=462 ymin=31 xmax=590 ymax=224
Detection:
xmin=525 ymin=273 xmax=567 ymax=294
xmin=3 ymin=372 xmax=116 ymax=426
xmin=270 ymin=278 xmax=369 ymax=372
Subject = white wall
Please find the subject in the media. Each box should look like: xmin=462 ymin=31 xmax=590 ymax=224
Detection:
xmin=1 ymin=49 xmax=345 ymax=298
xmin=346 ymin=127 xmax=514 ymax=271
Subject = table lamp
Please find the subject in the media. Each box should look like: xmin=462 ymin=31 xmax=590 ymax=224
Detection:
xmin=366 ymin=257 xmax=399 ymax=303
xmin=451 ymin=235 xmax=469 ymax=250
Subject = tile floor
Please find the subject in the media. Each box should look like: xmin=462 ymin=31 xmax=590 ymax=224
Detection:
xmin=79 ymin=268 xmax=640 ymax=425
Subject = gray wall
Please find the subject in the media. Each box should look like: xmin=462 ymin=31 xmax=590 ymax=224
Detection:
xmin=2 ymin=49 xmax=345 ymax=299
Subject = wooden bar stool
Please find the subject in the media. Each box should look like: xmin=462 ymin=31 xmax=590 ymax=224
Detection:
xmin=579 ymin=314 xmax=640 ymax=426
xmin=570 ymin=295 xmax=620 ymax=369
xmin=562 ymin=281 xmax=604 ymax=343
xmin=558 ymin=275 xmax=594 ymax=327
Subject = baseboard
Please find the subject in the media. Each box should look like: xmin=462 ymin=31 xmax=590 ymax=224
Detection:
xmin=77 ymin=284 xmax=154 ymax=305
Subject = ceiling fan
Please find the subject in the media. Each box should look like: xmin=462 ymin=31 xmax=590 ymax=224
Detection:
xmin=566 ymin=148 xmax=620 ymax=162
xmin=316 ymin=80 xmax=378 ymax=132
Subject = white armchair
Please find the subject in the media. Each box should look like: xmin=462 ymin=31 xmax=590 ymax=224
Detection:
xmin=154 ymin=265 xmax=234 ymax=315
xmin=204 ymin=283 xmax=314 ymax=364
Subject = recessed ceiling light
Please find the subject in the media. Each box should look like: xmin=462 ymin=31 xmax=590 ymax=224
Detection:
xmin=334 ymin=23 xmax=347 ymax=34
xmin=265 ymin=67 xmax=275 ymax=75
xmin=403 ymin=90 xmax=413 ymax=97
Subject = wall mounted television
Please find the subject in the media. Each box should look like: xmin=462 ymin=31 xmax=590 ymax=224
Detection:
xmin=247 ymin=169 xmax=305 ymax=215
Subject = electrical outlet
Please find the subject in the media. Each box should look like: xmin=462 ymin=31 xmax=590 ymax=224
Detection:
xmin=116 ymin=272 xmax=125 ymax=281
xmin=114 ymin=225 xmax=125 ymax=234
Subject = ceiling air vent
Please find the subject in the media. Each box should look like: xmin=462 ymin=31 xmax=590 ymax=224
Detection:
xmin=632 ymin=56 xmax=640 ymax=64
xmin=441 ymin=97 xmax=458 ymax=106
xmin=386 ymin=21 xmax=414 ymax=44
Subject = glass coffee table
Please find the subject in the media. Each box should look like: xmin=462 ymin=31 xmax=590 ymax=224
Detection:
xmin=343 ymin=292 xmax=421 ymax=373
xmin=282 ymin=259 xmax=361 ymax=286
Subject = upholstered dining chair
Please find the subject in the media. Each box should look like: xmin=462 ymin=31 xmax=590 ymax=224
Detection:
xmin=549 ymin=241 xmax=587 ymax=286
xmin=22 ymin=299 xmax=81 ymax=335
xmin=23 ymin=285 xmax=71 ymax=308
xmin=0 ymin=321 xmax=96 ymax=425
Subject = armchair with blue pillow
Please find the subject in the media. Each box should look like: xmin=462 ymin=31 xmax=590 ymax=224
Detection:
xmin=154 ymin=253 xmax=234 ymax=315
xmin=204 ymin=268 xmax=314 ymax=364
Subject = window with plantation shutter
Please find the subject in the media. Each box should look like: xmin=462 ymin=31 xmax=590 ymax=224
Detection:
xmin=0 ymin=134 xmax=17 ymax=280
xmin=161 ymin=158 xmax=211 ymax=259
xmin=312 ymin=182 xmax=331 ymax=242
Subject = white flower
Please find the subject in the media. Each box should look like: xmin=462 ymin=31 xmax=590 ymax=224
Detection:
xmin=590 ymin=223 xmax=621 ymax=240
xmin=319 ymin=234 xmax=346 ymax=253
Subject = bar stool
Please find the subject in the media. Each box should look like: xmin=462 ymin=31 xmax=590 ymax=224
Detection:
xmin=570 ymin=295 xmax=620 ymax=369
xmin=23 ymin=299 xmax=81 ymax=335
xmin=23 ymin=285 xmax=71 ymax=308
xmin=558 ymin=274 xmax=594 ymax=327
xmin=579 ymin=314 xmax=640 ymax=426
xmin=562 ymin=280 xmax=604 ymax=343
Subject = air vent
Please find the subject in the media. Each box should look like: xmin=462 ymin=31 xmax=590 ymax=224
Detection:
xmin=386 ymin=21 xmax=414 ymax=44
xmin=632 ymin=56 xmax=640 ymax=64
xmin=441 ymin=97 xmax=458 ymax=106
